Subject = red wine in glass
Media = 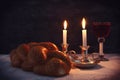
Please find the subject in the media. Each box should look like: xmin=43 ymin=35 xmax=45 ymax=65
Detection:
xmin=92 ymin=22 xmax=111 ymax=61
xmin=93 ymin=22 xmax=111 ymax=38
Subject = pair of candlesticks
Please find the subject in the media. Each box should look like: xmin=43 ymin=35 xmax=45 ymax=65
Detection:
xmin=61 ymin=42 xmax=110 ymax=70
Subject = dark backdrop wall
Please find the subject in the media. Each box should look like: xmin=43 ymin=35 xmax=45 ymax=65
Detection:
xmin=0 ymin=0 xmax=120 ymax=54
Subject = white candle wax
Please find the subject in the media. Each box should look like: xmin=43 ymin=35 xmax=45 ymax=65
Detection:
xmin=82 ymin=29 xmax=87 ymax=46
xmin=63 ymin=20 xmax=67 ymax=45
xmin=81 ymin=18 xmax=87 ymax=47
xmin=99 ymin=42 xmax=104 ymax=55
xmin=63 ymin=29 xmax=67 ymax=44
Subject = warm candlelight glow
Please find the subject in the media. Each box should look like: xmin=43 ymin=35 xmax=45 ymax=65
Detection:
xmin=81 ymin=17 xmax=87 ymax=47
xmin=63 ymin=20 xmax=68 ymax=29
xmin=82 ymin=18 xmax=86 ymax=29
xmin=63 ymin=20 xmax=68 ymax=45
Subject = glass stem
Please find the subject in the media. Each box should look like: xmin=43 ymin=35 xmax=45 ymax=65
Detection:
xmin=99 ymin=42 xmax=104 ymax=56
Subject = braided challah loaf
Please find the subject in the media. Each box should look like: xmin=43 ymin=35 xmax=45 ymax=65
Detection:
xmin=28 ymin=46 xmax=48 ymax=65
xmin=47 ymin=51 xmax=71 ymax=69
xmin=10 ymin=49 xmax=22 ymax=67
xmin=45 ymin=57 xmax=70 ymax=76
xmin=16 ymin=44 xmax=30 ymax=61
xmin=10 ymin=42 xmax=72 ymax=77
xmin=21 ymin=59 xmax=34 ymax=71
xmin=28 ymin=42 xmax=59 ymax=51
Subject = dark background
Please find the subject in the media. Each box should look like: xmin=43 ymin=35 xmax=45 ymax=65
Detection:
xmin=0 ymin=0 xmax=120 ymax=54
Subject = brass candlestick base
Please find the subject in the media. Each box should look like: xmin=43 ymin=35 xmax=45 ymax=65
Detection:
xmin=61 ymin=43 xmax=69 ymax=53
xmin=80 ymin=46 xmax=91 ymax=63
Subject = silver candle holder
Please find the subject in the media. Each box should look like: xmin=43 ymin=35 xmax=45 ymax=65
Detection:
xmin=61 ymin=45 xmax=100 ymax=68
xmin=80 ymin=45 xmax=91 ymax=63
xmin=61 ymin=43 xmax=69 ymax=53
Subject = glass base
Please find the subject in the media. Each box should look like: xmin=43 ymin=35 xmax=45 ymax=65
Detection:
xmin=95 ymin=55 xmax=109 ymax=61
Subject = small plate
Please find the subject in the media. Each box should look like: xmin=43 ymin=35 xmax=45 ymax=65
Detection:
xmin=73 ymin=59 xmax=100 ymax=69
xmin=67 ymin=51 xmax=100 ymax=69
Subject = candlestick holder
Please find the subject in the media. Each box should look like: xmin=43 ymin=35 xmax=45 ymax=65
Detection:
xmin=68 ymin=45 xmax=100 ymax=69
xmin=61 ymin=43 xmax=69 ymax=53
xmin=71 ymin=45 xmax=99 ymax=68
xmin=80 ymin=45 xmax=91 ymax=63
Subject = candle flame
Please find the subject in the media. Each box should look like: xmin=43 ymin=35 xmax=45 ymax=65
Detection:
xmin=63 ymin=20 xmax=67 ymax=29
xmin=82 ymin=18 xmax=86 ymax=29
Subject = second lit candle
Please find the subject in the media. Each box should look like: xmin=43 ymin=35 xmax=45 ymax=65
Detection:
xmin=82 ymin=18 xmax=87 ymax=47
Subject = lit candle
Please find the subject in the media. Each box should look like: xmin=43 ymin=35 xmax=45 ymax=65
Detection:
xmin=82 ymin=18 xmax=87 ymax=47
xmin=63 ymin=20 xmax=68 ymax=45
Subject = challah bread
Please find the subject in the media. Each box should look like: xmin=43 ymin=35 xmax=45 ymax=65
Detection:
xmin=16 ymin=44 xmax=30 ymax=61
xmin=27 ymin=46 xmax=48 ymax=65
xmin=38 ymin=42 xmax=59 ymax=51
xmin=45 ymin=58 xmax=70 ymax=77
xmin=10 ymin=49 xmax=22 ymax=67
xmin=33 ymin=65 xmax=47 ymax=75
xmin=47 ymin=50 xmax=72 ymax=70
xmin=28 ymin=42 xmax=59 ymax=51
xmin=10 ymin=42 xmax=72 ymax=77
xmin=31 ymin=46 xmax=71 ymax=77
xmin=21 ymin=59 xmax=34 ymax=71
xmin=28 ymin=42 xmax=38 ymax=48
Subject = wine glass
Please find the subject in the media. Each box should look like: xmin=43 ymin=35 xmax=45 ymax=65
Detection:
xmin=92 ymin=22 xmax=111 ymax=61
